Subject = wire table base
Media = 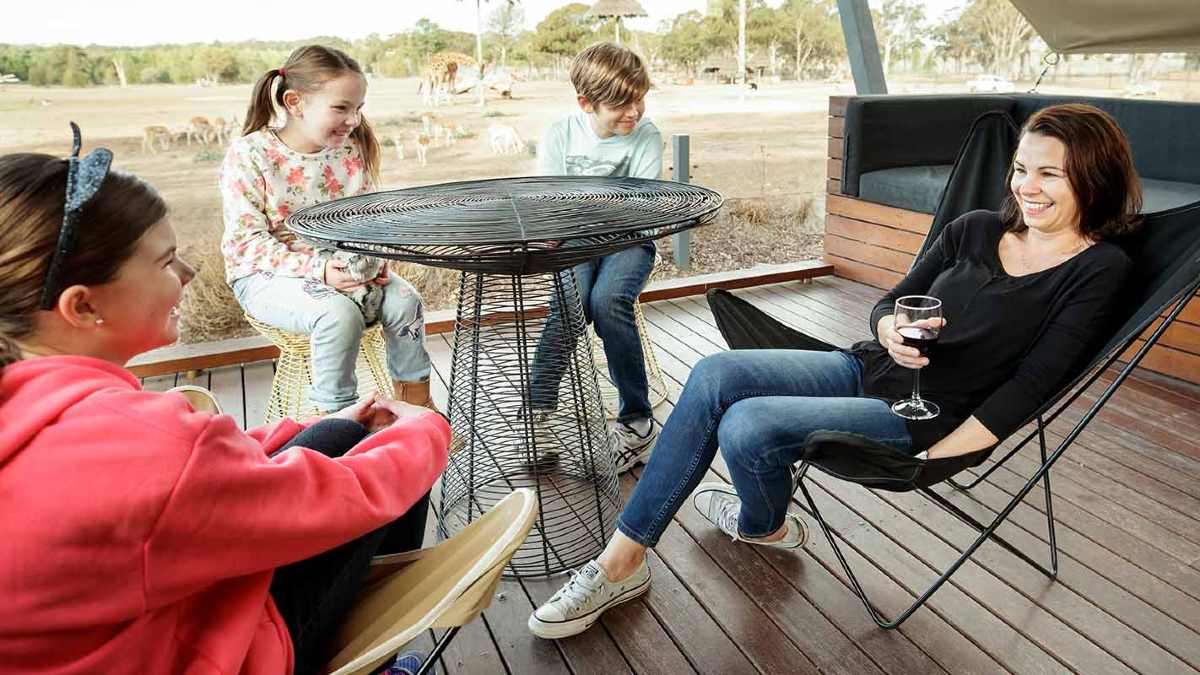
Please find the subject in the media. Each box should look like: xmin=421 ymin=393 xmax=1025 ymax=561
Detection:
xmin=287 ymin=177 xmax=723 ymax=577
xmin=438 ymin=270 xmax=620 ymax=577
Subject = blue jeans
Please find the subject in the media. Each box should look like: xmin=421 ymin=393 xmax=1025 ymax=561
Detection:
xmin=529 ymin=243 xmax=656 ymax=422
xmin=617 ymin=349 xmax=913 ymax=546
xmin=232 ymin=272 xmax=432 ymax=412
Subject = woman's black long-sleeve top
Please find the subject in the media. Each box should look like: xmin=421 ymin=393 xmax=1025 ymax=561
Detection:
xmin=848 ymin=210 xmax=1132 ymax=451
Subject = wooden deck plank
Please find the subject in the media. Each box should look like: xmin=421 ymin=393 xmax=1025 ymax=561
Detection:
xmin=243 ymin=361 xmax=274 ymax=429
xmin=208 ymin=364 xmax=246 ymax=429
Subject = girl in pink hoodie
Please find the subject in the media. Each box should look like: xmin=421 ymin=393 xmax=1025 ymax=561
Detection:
xmin=0 ymin=131 xmax=449 ymax=674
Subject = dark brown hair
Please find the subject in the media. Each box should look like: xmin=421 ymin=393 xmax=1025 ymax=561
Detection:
xmin=1000 ymin=103 xmax=1142 ymax=241
xmin=243 ymin=44 xmax=380 ymax=183
xmin=0 ymin=153 xmax=167 ymax=367
xmin=571 ymin=42 xmax=651 ymax=108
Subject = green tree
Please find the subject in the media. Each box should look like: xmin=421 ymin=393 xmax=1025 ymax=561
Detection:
xmin=873 ymin=0 xmax=926 ymax=75
xmin=533 ymin=3 xmax=595 ymax=62
xmin=778 ymin=0 xmax=843 ymax=79
xmin=942 ymin=0 xmax=1034 ymax=77
xmin=488 ymin=1 xmax=525 ymax=67
xmin=0 ymin=46 xmax=34 ymax=81
xmin=660 ymin=11 xmax=709 ymax=74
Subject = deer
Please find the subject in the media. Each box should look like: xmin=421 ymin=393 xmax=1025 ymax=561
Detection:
xmin=141 ymin=125 xmax=172 ymax=154
xmin=211 ymin=116 xmax=235 ymax=144
xmin=488 ymin=123 xmax=523 ymax=156
xmin=187 ymin=117 xmax=215 ymax=146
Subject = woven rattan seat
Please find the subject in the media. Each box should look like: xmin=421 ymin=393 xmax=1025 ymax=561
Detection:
xmin=244 ymin=314 xmax=390 ymax=421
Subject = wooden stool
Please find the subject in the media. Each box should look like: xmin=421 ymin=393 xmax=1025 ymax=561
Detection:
xmin=245 ymin=315 xmax=391 ymax=422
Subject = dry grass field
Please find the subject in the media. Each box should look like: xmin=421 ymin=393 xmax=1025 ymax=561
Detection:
xmin=4 ymin=72 xmax=1193 ymax=342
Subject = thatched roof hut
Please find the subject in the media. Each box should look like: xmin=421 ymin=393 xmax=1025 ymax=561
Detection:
xmin=588 ymin=0 xmax=648 ymax=46
xmin=587 ymin=0 xmax=648 ymax=19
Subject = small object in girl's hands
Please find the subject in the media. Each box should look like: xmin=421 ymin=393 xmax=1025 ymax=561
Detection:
xmin=321 ymin=249 xmax=386 ymax=323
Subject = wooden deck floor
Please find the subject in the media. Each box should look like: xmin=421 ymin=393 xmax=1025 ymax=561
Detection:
xmin=146 ymin=276 xmax=1200 ymax=675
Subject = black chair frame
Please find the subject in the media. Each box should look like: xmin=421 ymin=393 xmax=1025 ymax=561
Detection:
xmin=789 ymin=272 xmax=1198 ymax=628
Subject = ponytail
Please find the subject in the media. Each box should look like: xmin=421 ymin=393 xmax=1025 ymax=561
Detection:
xmin=242 ymin=68 xmax=283 ymax=136
xmin=353 ymin=117 xmax=381 ymax=186
xmin=0 ymin=332 xmax=20 ymax=368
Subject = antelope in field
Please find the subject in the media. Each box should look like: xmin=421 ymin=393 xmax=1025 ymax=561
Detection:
xmin=142 ymin=125 xmax=172 ymax=154
xmin=187 ymin=117 xmax=216 ymax=146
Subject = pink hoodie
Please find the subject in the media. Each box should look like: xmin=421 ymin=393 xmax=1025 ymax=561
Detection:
xmin=0 ymin=356 xmax=450 ymax=674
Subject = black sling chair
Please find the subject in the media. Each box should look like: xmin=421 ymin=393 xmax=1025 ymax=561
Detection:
xmin=707 ymin=110 xmax=1200 ymax=628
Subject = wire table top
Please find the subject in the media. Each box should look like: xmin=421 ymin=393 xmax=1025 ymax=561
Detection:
xmin=287 ymin=176 xmax=724 ymax=274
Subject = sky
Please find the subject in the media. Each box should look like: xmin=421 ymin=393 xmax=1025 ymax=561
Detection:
xmin=2 ymin=0 xmax=965 ymax=47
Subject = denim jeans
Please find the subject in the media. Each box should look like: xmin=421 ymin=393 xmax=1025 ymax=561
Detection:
xmin=269 ymin=419 xmax=430 ymax=675
xmin=616 ymin=349 xmax=913 ymax=546
xmin=529 ymin=242 xmax=656 ymax=423
xmin=232 ymin=272 xmax=432 ymax=412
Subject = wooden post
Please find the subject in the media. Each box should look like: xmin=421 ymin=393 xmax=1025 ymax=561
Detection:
xmin=672 ymin=134 xmax=691 ymax=271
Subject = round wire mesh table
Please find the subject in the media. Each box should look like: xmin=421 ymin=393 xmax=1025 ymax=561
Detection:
xmin=289 ymin=176 xmax=723 ymax=577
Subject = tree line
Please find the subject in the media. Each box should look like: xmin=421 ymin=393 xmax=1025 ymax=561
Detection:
xmin=2 ymin=0 xmax=1196 ymax=88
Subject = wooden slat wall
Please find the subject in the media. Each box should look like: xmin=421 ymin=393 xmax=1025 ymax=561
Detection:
xmin=823 ymin=95 xmax=1200 ymax=386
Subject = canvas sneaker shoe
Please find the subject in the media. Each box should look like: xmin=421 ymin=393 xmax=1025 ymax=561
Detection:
xmin=528 ymin=558 xmax=651 ymax=639
xmin=611 ymin=417 xmax=660 ymax=474
xmin=379 ymin=649 xmax=426 ymax=675
xmin=692 ymin=481 xmax=807 ymax=548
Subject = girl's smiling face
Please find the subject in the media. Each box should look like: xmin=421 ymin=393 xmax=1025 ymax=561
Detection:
xmin=87 ymin=217 xmax=195 ymax=360
xmin=284 ymin=71 xmax=367 ymax=151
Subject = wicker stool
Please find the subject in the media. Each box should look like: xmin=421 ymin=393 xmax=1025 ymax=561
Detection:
xmin=245 ymin=315 xmax=392 ymax=422
xmin=591 ymin=300 xmax=669 ymax=417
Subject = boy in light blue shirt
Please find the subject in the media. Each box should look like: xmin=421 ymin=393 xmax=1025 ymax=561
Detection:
xmin=529 ymin=42 xmax=663 ymax=472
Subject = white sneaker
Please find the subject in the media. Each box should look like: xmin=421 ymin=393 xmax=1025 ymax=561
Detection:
xmin=528 ymin=559 xmax=651 ymax=639
xmin=611 ymin=418 xmax=660 ymax=474
xmin=692 ymin=482 xmax=807 ymax=548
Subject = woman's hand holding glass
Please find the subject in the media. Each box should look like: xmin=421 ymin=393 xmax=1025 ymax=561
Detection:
xmin=878 ymin=314 xmax=947 ymax=369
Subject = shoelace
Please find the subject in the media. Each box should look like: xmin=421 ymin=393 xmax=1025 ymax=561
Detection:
xmin=715 ymin=496 xmax=741 ymax=540
xmin=553 ymin=568 xmax=598 ymax=610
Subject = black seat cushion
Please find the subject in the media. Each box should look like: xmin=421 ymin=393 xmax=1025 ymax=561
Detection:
xmin=858 ymin=165 xmax=953 ymax=214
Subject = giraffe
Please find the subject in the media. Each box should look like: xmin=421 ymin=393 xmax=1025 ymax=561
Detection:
xmin=417 ymin=52 xmax=477 ymax=107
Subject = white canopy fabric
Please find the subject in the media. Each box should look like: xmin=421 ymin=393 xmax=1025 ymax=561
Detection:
xmin=1010 ymin=0 xmax=1200 ymax=53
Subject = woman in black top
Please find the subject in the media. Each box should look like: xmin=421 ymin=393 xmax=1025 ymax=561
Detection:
xmin=528 ymin=104 xmax=1143 ymax=640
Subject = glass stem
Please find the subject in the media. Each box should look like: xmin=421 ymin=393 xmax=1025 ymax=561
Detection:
xmin=911 ymin=367 xmax=922 ymax=402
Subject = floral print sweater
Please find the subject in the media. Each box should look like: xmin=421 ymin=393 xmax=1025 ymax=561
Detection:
xmin=219 ymin=129 xmax=371 ymax=284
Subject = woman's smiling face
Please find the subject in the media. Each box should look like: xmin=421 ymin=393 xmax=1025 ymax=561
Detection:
xmin=1010 ymin=131 xmax=1082 ymax=235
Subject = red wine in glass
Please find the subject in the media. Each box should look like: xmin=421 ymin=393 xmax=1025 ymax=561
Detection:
xmin=897 ymin=325 xmax=939 ymax=356
xmin=891 ymin=295 xmax=942 ymax=421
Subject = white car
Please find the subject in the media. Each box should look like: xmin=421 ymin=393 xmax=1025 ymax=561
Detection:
xmin=966 ymin=74 xmax=1015 ymax=93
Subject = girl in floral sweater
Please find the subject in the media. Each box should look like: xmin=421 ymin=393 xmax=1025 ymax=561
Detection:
xmin=221 ymin=45 xmax=434 ymax=412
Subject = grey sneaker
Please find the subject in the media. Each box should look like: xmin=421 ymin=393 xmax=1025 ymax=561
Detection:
xmin=611 ymin=418 xmax=660 ymax=474
xmin=524 ymin=409 xmax=561 ymax=471
xmin=692 ymin=482 xmax=807 ymax=548
xmin=528 ymin=559 xmax=651 ymax=639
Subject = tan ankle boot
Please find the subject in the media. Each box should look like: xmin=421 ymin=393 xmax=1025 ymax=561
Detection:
xmin=393 ymin=379 xmax=435 ymax=410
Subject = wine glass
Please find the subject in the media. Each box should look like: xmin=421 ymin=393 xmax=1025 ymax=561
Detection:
xmin=891 ymin=295 xmax=942 ymax=420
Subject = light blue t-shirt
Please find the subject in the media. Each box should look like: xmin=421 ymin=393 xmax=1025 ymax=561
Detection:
xmin=537 ymin=111 xmax=663 ymax=180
